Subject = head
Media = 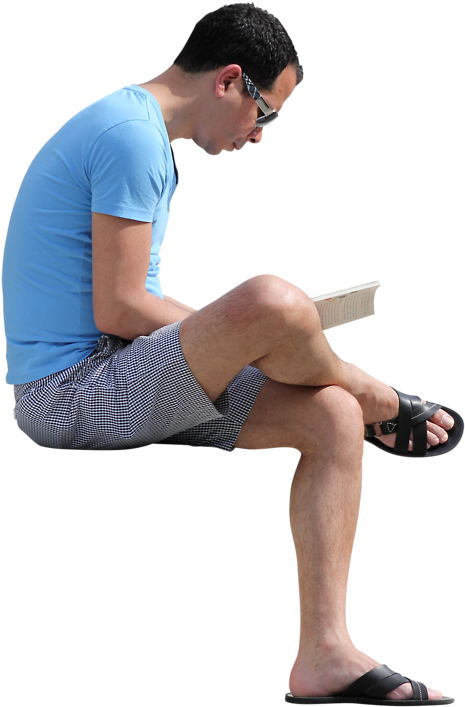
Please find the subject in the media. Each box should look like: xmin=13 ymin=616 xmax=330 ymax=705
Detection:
xmin=173 ymin=3 xmax=303 ymax=154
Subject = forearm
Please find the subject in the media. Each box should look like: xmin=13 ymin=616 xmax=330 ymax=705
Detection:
xmin=163 ymin=295 xmax=197 ymax=314
xmin=97 ymin=291 xmax=196 ymax=340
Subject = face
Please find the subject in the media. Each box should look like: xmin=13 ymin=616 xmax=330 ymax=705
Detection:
xmin=195 ymin=64 xmax=298 ymax=155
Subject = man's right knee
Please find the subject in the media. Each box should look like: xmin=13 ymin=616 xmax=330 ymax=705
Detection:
xmin=243 ymin=274 xmax=316 ymax=322
xmin=200 ymin=274 xmax=322 ymax=377
xmin=178 ymin=275 xmax=297 ymax=402
xmin=242 ymin=273 xmax=311 ymax=315
xmin=199 ymin=274 xmax=298 ymax=335
xmin=215 ymin=274 xmax=283 ymax=326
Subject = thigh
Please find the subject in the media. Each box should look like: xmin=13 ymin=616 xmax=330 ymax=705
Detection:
xmin=234 ymin=378 xmax=336 ymax=451
xmin=178 ymin=275 xmax=298 ymax=404
xmin=234 ymin=378 xmax=323 ymax=451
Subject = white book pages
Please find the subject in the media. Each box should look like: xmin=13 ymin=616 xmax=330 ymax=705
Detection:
xmin=311 ymin=281 xmax=380 ymax=330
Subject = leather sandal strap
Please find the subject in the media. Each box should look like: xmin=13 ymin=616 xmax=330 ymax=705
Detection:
xmin=341 ymin=665 xmax=409 ymax=699
xmin=364 ymin=390 xmax=442 ymax=455
xmin=408 ymin=678 xmax=428 ymax=701
xmin=400 ymin=394 xmax=441 ymax=455
xmin=394 ymin=390 xmax=413 ymax=453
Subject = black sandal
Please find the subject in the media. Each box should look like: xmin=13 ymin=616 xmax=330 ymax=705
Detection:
xmin=284 ymin=664 xmax=455 ymax=707
xmin=364 ymin=389 xmax=463 ymax=457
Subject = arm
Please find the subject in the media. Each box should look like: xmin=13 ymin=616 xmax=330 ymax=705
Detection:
xmin=92 ymin=212 xmax=194 ymax=340
xmin=118 ymin=290 xmax=195 ymax=341
xmin=163 ymin=295 xmax=197 ymax=314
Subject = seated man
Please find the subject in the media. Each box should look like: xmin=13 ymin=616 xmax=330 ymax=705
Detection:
xmin=2 ymin=3 xmax=461 ymax=704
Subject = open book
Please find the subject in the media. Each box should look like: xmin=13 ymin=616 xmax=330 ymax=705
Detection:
xmin=312 ymin=281 xmax=380 ymax=330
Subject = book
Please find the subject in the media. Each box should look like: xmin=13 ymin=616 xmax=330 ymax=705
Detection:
xmin=312 ymin=281 xmax=380 ymax=330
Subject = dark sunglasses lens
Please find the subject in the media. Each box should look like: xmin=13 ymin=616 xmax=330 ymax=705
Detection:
xmin=255 ymin=111 xmax=279 ymax=127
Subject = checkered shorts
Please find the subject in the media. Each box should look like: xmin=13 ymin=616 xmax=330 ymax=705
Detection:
xmin=13 ymin=321 xmax=268 ymax=451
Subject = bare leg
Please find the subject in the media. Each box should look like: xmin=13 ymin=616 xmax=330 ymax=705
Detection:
xmin=250 ymin=285 xmax=453 ymax=451
xmin=289 ymin=386 xmax=443 ymax=700
xmin=179 ymin=274 xmax=344 ymax=401
xmin=180 ymin=275 xmax=453 ymax=449
xmin=178 ymin=276 xmax=451 ymax=698
xmin=290 ymin=395 xmax=362 ymax=654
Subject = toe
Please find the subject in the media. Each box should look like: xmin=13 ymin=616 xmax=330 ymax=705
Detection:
xmin=429 ymin=407 xmax=454 ymax=430
xmin=427 ymin=421 xmax=449 ymax=443
xmin=427 ymin=688 xmax=444 ymax=700
xmin=419 ymin=401 xmax=454 ymax=431
xmin=373 ymin=400 xmax=454 ymax=452
xmin=386 ymin=683 xmax=443 ymax=701
xmin=441 ymin=413 xmax=454 ymax=429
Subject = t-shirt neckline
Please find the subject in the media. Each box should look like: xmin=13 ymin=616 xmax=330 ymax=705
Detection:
xmin=126 ymin=83 xmax=170 ymax=144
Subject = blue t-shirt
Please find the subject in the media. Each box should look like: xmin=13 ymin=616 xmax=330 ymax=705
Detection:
xmin=2 ymin=84 xmax=178 ymax=384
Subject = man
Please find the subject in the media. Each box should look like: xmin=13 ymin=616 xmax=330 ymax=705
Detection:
xmin=2 ymin=3 xmax=461 ymax=704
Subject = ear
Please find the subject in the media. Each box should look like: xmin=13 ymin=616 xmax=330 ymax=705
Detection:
xmin=214 ymin=64 xmax=243 ymax=98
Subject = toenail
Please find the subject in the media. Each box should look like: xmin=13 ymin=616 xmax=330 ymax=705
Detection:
xmin=441 ymin=413 xmax=454 ymax=428
xmin=441 ymin=433 xmax=448 ymax=442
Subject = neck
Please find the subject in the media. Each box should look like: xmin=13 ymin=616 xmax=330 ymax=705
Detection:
xmin=138 ymin=66 xmax=198 ymax=142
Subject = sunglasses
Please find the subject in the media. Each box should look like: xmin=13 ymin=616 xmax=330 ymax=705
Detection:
xmin=242 ymin=72 xmax=279 ymax=127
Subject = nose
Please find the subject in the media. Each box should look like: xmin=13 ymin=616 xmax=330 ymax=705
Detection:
xmin=247 ymin=127 xmax=263 ymax=144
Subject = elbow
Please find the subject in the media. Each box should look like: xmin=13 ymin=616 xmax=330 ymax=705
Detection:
xmin=94 ymin=304 xmax=134 ymax=340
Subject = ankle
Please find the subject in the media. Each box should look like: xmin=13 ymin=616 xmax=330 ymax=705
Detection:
xmin=297 ymin=630 xmax=354 ymax=663
xmin=337 ymin=362 xmax=370 ymax=399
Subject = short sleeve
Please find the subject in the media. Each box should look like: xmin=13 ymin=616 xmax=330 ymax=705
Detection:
xmin=86 ymin=119 xmax=167 ymax=222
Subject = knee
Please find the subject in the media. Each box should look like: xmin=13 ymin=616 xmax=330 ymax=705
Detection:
xmin=321 ymin=385 xmax=364 ymax=429
xmin=239 ymin=274 xmax=319 ymax=330
xmin=304 ymin=385 xmax=365 ymax=453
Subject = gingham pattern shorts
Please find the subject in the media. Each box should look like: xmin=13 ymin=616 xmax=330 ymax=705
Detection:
xmin=13 ymin=321 xmax=268 ymax=451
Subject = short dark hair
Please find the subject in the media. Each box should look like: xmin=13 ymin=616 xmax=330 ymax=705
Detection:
xmin=174 ymin=3 xmax=303 ymax=92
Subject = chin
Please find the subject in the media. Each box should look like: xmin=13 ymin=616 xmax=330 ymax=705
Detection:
xmin=199 ymin=145 xmax=220 ymax=156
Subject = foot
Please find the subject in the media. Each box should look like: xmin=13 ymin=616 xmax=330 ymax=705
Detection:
xmin=342 ymin=363 xmax=454 ymax=452
xmin=289 ymin=644 xmax=443 ymax=700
